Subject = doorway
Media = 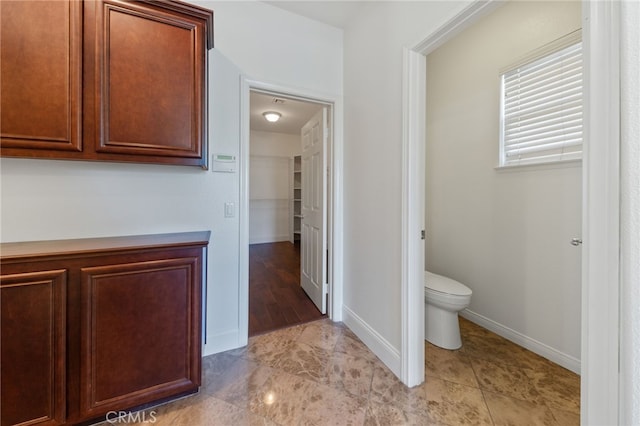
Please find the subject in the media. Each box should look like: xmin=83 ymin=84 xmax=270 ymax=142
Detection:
xmin=425 ymin=0 xmax=582 ymax=370
xmin=402 ymin=1 xmax=623 ymax=423
xmin=246 ymin=89 xmax=332 ymax=336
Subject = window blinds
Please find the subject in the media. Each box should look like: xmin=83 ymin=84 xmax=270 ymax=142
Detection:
xmin=500 ymin=41 xmax=583 ymax=166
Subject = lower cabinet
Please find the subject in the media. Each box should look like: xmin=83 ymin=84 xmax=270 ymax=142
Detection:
xmin=0 ymin=232 xmax=210 ymax=426
xmin=79 ymin=257 xmax=202 ymax=418
xmin=0 ymin=270 xmax=67 ymax=426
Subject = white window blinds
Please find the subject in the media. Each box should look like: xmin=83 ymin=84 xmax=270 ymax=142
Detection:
xmin=500 ymin=39 xmax=583 ymax=166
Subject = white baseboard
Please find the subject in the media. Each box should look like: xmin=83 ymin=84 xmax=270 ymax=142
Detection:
xmin=203 ymin=329 xmax=243 ymax=356
xmin=342 ymin=305 xmax=401 ymax=377
xmin=460 ymin=309 xmax=581 ymax=374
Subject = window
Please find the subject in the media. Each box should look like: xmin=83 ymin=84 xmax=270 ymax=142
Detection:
xmin=499 ymin=32 xmax=583 ymax=167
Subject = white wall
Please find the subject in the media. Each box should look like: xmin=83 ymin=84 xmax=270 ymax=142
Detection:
xmin=250 ymin=130 xmax=300 ymax=157
xmin=249 ymin=130 xmax=301 ymax=244
xmin=341 ymin=0 xmax=472 ymax=375
xmin=249 ymin=156 xmax=290 ymax=244
xmin=425 ymin=1 xmax=582 ymax=371
xmin=620 ymin=0 xmax=640 ymax=422
xmin=209 ymin=2 xmax=343 ymax=96
xmin=0 ymin=0 xmax=343 ymax=356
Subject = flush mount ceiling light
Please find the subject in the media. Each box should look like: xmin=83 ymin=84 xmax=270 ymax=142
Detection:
xmin=262 ymin=111 xmax=281 ymax=123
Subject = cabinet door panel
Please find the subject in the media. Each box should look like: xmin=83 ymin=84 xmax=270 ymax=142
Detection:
xmin=91 ymin=1 xmax=206 ymax=163
xmin=0 ymin=0 xmax=82 ymax=152
xmin=80 ymin=257 xmax=201 ymax=417
xmin=1 ymin=270 xmax=67 ymax=426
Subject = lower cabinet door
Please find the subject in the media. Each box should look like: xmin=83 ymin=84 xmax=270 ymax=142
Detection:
xmin=1 ymin=270 xmax=67 ymax=426
xmin=79 ymin=256 xmax=201 ymax=418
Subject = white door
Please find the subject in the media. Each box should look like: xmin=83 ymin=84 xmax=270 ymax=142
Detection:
xmin=300 ymin=108 xmax=327 ymax=313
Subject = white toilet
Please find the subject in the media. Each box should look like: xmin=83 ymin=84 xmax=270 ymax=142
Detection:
xmin=424 ymin=271 xmax=472 ymax=350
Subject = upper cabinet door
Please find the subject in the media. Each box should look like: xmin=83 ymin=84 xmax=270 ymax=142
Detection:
xmin=1 ymin=0 xmax=212 ymax=167
xmin=0 ymin=0 xmax=82 ymax=153
xmin=85 ymin=0 xmax=210 ymax=167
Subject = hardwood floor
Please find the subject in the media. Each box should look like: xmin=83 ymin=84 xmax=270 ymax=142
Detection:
xmin=249 ymin=241 xmax=325 ymax=336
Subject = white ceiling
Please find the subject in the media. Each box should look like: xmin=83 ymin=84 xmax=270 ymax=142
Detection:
xmin=250 ymin=91 xmax=323 ymax=135
xmin=263 ymin=1 xmax=369 ymax=29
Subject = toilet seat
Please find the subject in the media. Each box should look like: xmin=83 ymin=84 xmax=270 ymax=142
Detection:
xmin=425 ymin=271 xmax=472 ymax=296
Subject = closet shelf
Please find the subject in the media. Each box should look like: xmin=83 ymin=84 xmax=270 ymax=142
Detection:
xmin=291 ymin=155 xmax=302 ymax=243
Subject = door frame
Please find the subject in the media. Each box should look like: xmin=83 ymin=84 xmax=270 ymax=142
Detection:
xmin=401 ymin=0 xmax=622 ymax=424
xmin=400 ymin=0 xmax=501 ymax=388
xmin=239 ymin=77 xmax=343 ymax=346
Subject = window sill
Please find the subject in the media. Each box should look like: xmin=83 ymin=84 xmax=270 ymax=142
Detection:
xmin=495 ymin=158 xmax=582 ymax=172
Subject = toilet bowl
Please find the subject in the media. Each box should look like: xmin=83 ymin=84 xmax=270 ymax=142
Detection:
xmin=424 ymin=271 xmax=472 ymax=350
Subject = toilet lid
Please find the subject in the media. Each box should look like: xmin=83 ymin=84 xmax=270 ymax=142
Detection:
xmin=425 ymin=271 xmax=472 ymax=296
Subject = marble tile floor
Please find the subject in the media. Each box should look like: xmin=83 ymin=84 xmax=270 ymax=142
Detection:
xmin=122 ymin=317 xmax=580 ymax=425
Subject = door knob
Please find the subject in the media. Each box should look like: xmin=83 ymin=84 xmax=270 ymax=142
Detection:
xmin=571 ymin=238 xmax=582 ymax=246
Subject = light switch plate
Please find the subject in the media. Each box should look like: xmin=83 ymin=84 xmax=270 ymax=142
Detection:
xmin=224 ymin=202 xmax=235 ymax=218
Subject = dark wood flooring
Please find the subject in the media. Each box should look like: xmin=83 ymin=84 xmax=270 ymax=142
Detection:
xmin=249 ymin=241 xmax=325 ymax=336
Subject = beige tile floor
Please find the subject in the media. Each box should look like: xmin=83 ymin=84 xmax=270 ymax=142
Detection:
xmin=124 ymin=317 xmax=580 ymax=425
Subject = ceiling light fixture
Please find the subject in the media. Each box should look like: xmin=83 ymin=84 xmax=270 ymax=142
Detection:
xmin=263 ymin=111 xmax=281 ymax=123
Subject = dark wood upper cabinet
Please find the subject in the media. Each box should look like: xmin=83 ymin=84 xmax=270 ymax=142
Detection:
xmin=0 ymin=0 xmax=82 ymax=153
xmin=0 ymin=0 xmax=213 ymax=168
xmin=85 ymin=0 xmax=210 ymax=166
